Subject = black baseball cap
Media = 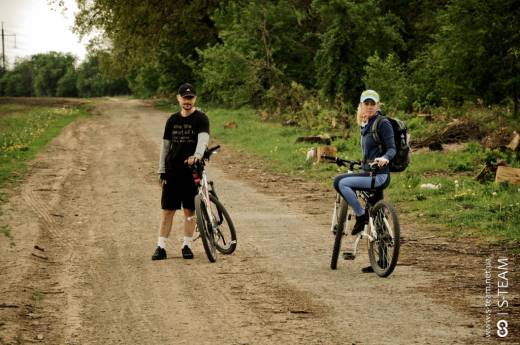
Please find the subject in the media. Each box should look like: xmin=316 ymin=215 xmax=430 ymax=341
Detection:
xmin=178 ymin=83 xmax=196 ymax=97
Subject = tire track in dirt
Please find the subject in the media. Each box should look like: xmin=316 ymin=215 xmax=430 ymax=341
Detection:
xmin=21 ymin=190 xmax=62 ymax=240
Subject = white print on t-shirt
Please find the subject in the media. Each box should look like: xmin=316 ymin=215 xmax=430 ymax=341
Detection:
xmin=172 ymin=124 xmax=196 ymax=144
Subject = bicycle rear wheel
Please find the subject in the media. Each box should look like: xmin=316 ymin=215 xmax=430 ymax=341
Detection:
xmin=195 ymin=194 xmax=217 ymax=262
xmin=208 ymin=194 xmax=237 ymax=254
xmin=331 ymin=199 xmax=348 ymax=270
xmin=368 ymin=200 xmax=400 ymax=277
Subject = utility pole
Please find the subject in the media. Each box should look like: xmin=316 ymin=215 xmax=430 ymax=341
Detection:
xmin=1 ymin=22 xmax=4 ymax=69
xmin=1 ymin=22 xmax=17 ymax=69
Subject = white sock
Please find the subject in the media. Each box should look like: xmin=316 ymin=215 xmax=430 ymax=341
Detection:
xmin=183 ymin=236 xmax=192 ymax=248
xmin=158 ymin=236 xmax=167 ymax=249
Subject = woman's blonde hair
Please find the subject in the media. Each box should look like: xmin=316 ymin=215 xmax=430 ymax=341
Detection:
xmin=356 ymin=103 xmax=364 ymax=126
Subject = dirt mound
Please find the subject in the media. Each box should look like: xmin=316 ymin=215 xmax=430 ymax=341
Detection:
xmin=412 ymin=118 xmax=486 ymax=149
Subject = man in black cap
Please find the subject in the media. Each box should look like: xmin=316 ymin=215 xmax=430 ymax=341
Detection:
xmin=152 ymin=83 xmax=210 ymax=260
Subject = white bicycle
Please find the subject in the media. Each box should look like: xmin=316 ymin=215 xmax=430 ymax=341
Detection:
xmin=324 ymin=155 xmax=400 ymax=277
xmin=191 ymin=146 xmax=237 ymax=262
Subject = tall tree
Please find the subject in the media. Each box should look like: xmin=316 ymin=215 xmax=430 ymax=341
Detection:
xmin=0 ymin=59 xmax=33 ymax=96
xmin=379 ymin=0 xmax=448 ymax=63
xmin=31 ymin=52 xmax=76 ymax=97
xmin=198 ymin=0 xmax=317 ymax=105
xmin=312 ymin=0 xmax=403 ymax=104
xmin=420 ymin=0 xmax=520 ymax=116
xmin=74 ymin=0 xmax=221 ymax=93
xmin=76 ymin=53 xmax=129 ymax=97
xmin=56 ymin=66 xmax=78 ymax=97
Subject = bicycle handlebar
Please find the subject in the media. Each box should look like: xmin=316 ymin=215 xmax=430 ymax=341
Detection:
xmin=321 ymin=154 xmax=384 ymax=172
xmin=321 ymin=154 xmax=362 ymax=168
xmin=203 ymin=145 xmax=221 ymax=160
xmin=190 ymin=145 xmax=221 ymax=174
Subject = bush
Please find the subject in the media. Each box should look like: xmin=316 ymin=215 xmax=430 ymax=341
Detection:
xmin=263 ymin=81 xmax=310 ymax=116
xmin=76 ymin=53 xmax=128 ymax=98
xmin=481 ymin=148 xmax=519 ymax=167
xmin=198 ymin=44 xmax=261 ymax=107
xmin=0 ymin=60 xmax=33 ymax=96
xmin=128 ymin=64 xmax=160 ymax=98
xmin=32 ymin=52 xmax=76 ymax=97
xmin=56 ymin=68 xmax=78 ymax=97
xmin=362 ymin=53 xmax=414 ymax=112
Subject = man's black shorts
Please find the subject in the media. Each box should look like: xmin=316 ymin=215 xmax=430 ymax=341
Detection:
xmin=161 ymin=172 xmax=197 ymax=210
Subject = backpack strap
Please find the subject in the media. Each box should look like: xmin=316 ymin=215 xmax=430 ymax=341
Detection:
xmin=369 ymin=115 xmax=385 ymax=155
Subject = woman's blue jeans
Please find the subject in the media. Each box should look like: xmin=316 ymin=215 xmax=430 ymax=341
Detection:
xmin=333 ymin=173 xmax=389 ymax=216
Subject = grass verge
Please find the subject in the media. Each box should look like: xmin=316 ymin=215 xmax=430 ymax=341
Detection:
xmin=0 ymin=102 xmax=90 ymax=191
xmin=0 ymin=101 xmax=91 ymax=241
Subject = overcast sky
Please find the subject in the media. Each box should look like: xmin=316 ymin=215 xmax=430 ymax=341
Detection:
xmin=0 ymin=0 xmax=88 ymax=67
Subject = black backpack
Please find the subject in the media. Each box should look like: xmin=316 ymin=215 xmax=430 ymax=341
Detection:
xmin=370 ymin=116 xmax=411 ymax=172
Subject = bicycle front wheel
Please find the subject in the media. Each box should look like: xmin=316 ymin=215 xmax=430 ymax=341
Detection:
xmin=368 ymin=200 xmax=400 ymax=277
xmin=331 ymin=199 xmax=348 ymax=270
xmin=208 ymin=194 xmax=237 ymax=254
xmin=195 ymin=194 xmax=217 ymax=262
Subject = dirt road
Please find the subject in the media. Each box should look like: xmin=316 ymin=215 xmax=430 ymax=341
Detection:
xmin=0 ymin=98 xmax=508 ymax=344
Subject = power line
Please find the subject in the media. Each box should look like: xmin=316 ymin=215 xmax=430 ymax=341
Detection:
xmin=1 ymin=22 xmax=17 ymax=69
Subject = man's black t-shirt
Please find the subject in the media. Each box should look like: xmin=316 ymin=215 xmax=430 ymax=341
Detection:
xmin=163 ymin=110 xmax=209 ymax=177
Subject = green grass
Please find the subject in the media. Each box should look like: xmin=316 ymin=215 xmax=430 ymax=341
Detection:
xmin=0 ymin=224 xmax=15 ymax=246
xmin=390 ymin=170 xmax=520 ymax=241
xmin=156 ymin=101 xmax=520 ymax=243
xmin=209 ymin=107 xmax=322 ymax=173
xmin=0 ymin=224 xmax=11 ymax=238
xmin=31 ymin=291 xmax=44 ymax=302
xmin=0 ymin=102 xmax=90 ymax=190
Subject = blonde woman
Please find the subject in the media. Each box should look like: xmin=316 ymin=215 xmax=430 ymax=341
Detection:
xmin=333 ymin=90 xmax=396 ymax=259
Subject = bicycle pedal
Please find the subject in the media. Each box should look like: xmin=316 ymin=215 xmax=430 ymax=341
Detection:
xmin=342 ymin=251 xmax=356 ymax=260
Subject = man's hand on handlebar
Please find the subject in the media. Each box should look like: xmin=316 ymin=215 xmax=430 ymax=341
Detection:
xmin=185 ymin=156 xmax=199 ymax=166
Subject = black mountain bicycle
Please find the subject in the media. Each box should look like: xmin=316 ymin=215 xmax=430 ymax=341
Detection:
xmin=191 ymin=146 xmax=237 ymax=262
xmin=324 ymin=155 xmax=400 ymax=277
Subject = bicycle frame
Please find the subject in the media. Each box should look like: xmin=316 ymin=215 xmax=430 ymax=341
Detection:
xmin=192 ymin=166 xmax=218 ymax=240
xmin=337 ymin=190 xmax=379 ymax=259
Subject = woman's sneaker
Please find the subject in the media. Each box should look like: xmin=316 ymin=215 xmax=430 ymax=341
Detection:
xmin=152 ymin=246 xmax=167 ymax=260
xmin=351 ymin=213 xmax=368 ymax=235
